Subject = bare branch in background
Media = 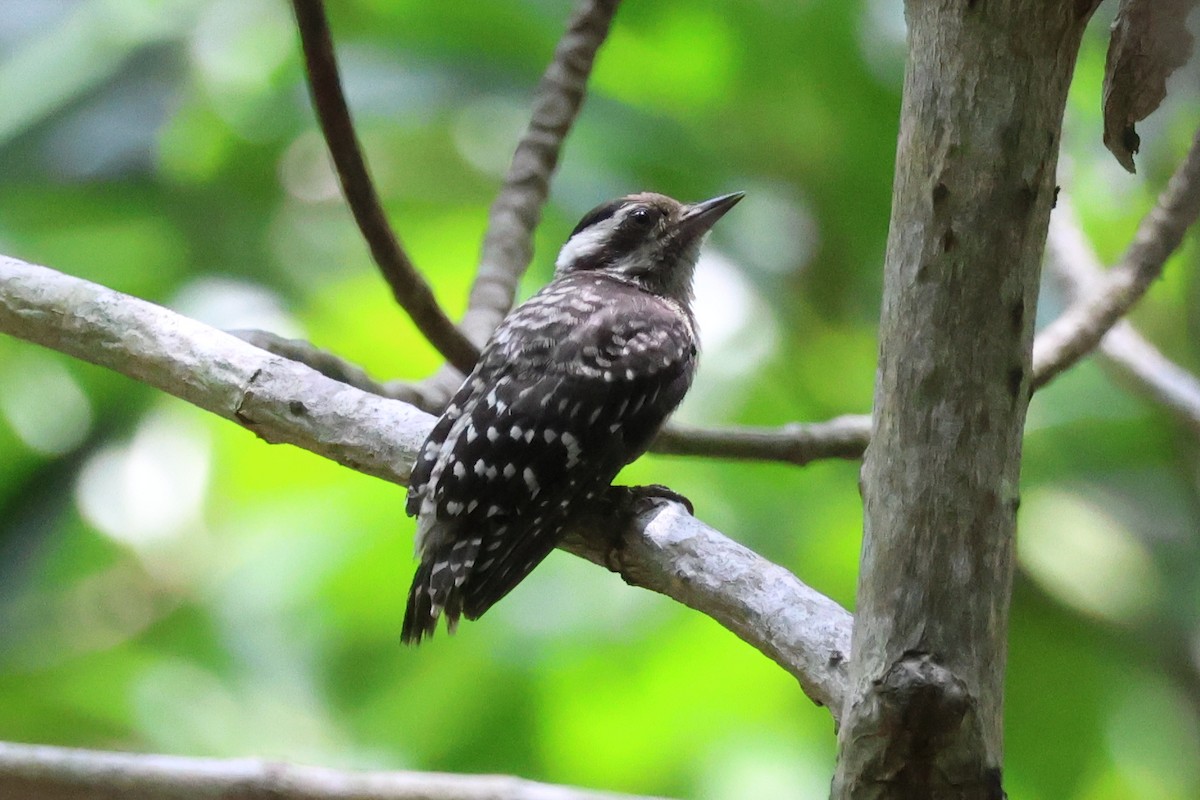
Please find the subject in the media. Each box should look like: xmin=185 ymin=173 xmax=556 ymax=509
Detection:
xmin=0 ymin=741 xmax=669 ymax=800
xmin=1091 ymin=318 xmax=1200 ymax=435
xmin=1046 ymin=203 xmax=1200 ymax=433
xmin=1034 ymin=126 xmax=1200 ymax=388
xmin=232 ymin=329 xmax=449 ymax=415
xmin=461 ymin=0 xmax=623 ymax=346
xmin=232 ymin=332 xmax=874 ymax=467
xmin=289 ymin=0 xmax=479 ymax=373
xmin=0 ymin=253 xmax=851 ymax=716
xmin=232 ymin=328 xmax=389 ymax=395
xmin=652 ymin=417 xmax=870 ymax=465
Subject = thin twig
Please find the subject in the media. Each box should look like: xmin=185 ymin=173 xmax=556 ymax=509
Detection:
xmin=0 ymin=741 xmax=668 ymax=800
xmin=231 ymin=329 xmax=874 ymax=465
xmin=652 ymin=417 xmax=871 ymax=465
xmin=460 ymin=0 xmax=623 ymax=346
xmin=231 ymin=329 xmax=388 ymax=395
xmin=232 ymin=329 xmax=449 ymax=415
xmin=0 ymin=253 xmax=851 ymax=715
xmin=289 ymin=0 xmax=479 ymax=373
xmin=1046 ymin=202 xmax=1200 ymax=433
xmin=1033 ymin=126 xmax=1200 ymax=388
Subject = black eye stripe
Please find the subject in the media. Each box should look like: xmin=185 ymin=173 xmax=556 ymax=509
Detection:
xmin=570 ymin=200 xmax=665 ymax=240
xmin=568 ymin=224 xmax=647 ymax=272
xmin=570 ymin=199 xmax=625 ymax=238
xmin=562 ymin=200 xmax=669 ymax=274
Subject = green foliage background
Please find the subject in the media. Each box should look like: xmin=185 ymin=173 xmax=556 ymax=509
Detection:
xmin=1 ymin=1 xmax=1198 ymax=797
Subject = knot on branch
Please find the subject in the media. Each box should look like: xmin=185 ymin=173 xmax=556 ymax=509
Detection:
xmin=838 ymin=652 xmax=1003 ymax=799
xmin=234 ymin=367 xmax=267 ymax=431
xmin=876 ymin=651 xmax=972 ymax=753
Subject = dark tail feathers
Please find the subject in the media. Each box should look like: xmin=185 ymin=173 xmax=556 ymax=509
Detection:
xmin=401 ymin=537 xmax=479 ymax=644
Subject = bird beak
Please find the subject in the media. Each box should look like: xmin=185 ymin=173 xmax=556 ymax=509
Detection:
xmin=677 ymin=192 xmax=745 ymax=239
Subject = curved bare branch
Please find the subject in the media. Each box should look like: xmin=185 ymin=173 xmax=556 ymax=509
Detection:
xmin=461 ymin=0 xmax=623 ymax=346
xmin=1034 ymin=126 xmax=1200 ymax=388
xmin=290 ymin=0 xmax=479 ymax=373
xmin=1046 ymin=201 xmax=1200 ymax=433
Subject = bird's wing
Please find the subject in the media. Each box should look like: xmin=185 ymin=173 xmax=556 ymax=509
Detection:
xmin=455 ymin=297 xmax=697 ymax=617
xmin=403 ymin=279 xmax=696 ymax=638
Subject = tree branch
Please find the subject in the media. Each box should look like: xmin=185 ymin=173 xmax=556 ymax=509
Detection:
xmin=833 ymin=4 xmax=1098 ymax=795
xmin=1033 ymin=125 xmax=1200 ymax=389
xmin=0 ymin=741 xmax=667 ymax=800
xmin=0 ymin=253 xmax=850 ymax=718
xmin=290 ymin=0 xmax=479 ymax=373
xmin=0 ymin=255 xmax=431 ymax=485
xmin=460 ymin=0 xmax=622 ymax=347
xmin=565 ymin=492 xmax=851 ymax=715
xmin=652 ymin=417 xmax=871 ymax=466
xmin=231 ymin=329 xmax=450 ymax=416
xmin=1046 ymin=201 xmax=1200 ymax=433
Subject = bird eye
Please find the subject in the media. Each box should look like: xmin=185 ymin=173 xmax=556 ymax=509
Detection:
xmin=628 ymin=207 xmax=656 ymax=228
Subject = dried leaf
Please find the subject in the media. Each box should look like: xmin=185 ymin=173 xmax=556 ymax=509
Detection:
xmin=1103 ymin=0 xmax=1198 ymax=172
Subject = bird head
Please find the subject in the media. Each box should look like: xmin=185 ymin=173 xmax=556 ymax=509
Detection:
xmin=554 ymin=191 xmax=744 ymax=304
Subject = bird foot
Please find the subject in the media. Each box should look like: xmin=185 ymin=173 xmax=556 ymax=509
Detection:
xmin=620 ymin=484 xmax=695 ymax=515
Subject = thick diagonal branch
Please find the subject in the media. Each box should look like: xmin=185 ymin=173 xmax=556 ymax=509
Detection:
xmin=565 ymin=495 xmax=851 ymax=713
xmin=0 ymin=253 xmax=851 ymax=717
xmin=290 ymin=0 xmax=479 ymax=373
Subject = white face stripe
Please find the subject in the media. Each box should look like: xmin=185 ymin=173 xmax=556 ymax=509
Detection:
xmin=554 ymin=213 xmax=623 ymax=272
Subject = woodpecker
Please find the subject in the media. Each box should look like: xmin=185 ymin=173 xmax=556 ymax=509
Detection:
xmin=402 ymin=191 xmax=743 ymax=643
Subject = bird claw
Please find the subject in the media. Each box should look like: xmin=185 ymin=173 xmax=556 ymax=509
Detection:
xmin=623 ymin=483 xmax=695 ymax=515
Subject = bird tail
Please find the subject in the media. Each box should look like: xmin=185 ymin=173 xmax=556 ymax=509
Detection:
xmin=401 ymin=536 xmax=481 ymax=644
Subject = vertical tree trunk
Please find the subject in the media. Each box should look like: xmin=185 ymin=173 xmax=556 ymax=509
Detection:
xmin=832 ymin=2 xmax=1101 ymax=797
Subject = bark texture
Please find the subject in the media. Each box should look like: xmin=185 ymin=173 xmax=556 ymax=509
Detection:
xmin=832 ymin=2 xmax=1099 ymax=797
